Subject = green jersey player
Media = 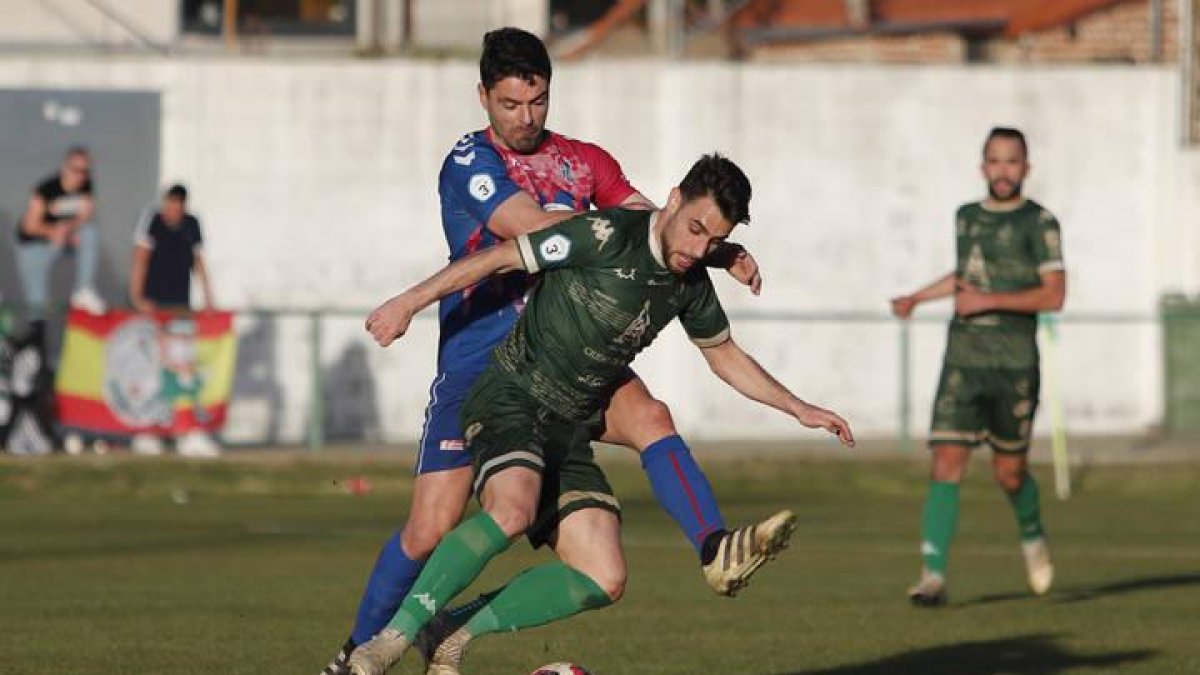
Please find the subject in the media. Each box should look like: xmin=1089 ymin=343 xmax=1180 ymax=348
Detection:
xmin=891 ymin=127 xmax=1067 ymax=606
xmin=350 ymin=154 xmax=855 ymax=675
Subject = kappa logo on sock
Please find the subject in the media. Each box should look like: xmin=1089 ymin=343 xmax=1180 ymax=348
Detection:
xmin=921 ymin=541 xmax=940 ymax=556
xmin=414 ymin=592 xmax=437 ymax=613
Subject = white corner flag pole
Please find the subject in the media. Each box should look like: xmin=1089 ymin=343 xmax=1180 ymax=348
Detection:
xmin=1040 ymin=314 xmax=1070 ymax=500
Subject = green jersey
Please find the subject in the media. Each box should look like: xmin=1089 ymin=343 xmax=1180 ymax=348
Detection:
xmin=946 ymin=199 xmax=1065 ymax=369
xmin=492 ymin=208 xmax=731 ymax=421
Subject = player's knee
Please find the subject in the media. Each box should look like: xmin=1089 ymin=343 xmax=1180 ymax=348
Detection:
xmin=584 ymin=565 xmax=626 ymax=603
xmin=931 ymin=459 xmax=966 ymax=483
xmin=484 ymin=503 xmax=535 ymax=539
xmin=401 ymin=520 xmax=454 ymax=559
xmin=993 ymin=468 xmax=1025 ymax=493
xmin=627 ymin=399 xmax=677 ymax=450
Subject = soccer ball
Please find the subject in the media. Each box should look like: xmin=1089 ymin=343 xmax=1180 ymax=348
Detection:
xmin=529 ymin=663 xmax=591 ymax=675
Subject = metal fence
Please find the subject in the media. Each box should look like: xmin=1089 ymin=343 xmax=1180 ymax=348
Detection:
xmin=2 ymin=304 xmax=1187 ymax=451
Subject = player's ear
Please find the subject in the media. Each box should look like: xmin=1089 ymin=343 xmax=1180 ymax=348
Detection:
xmin=477 ymin=82 xmax=488 ymax=109
xmin=665 ymin=187 xmax=681 ymax=213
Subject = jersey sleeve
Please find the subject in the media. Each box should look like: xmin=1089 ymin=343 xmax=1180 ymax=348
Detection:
xmin=440 ymin=134 xmax=524 ymax=231
xmin=1031 ymin=209 xmax=1065 ymax=273
xmin=34 ymin=177 xmax=56 ymax=201
xmin=575 ymin=141 xmax=638 ymax=208
xmin=679 ymin=272 xmax=731 ymax=348
xmin=516 ymin=213 xmax=610 ymax=273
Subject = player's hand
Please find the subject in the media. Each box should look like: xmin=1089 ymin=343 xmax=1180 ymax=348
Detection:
xmin=133 ymin=297 xmax=157 ymax=315
xmin=793 ymin=401 xmax=855 ymax=448
xmin=890 ymin=294 xmax=917 ymax=319
xmin=48 ymin=225 xmax=70 ymax=248
xmin=954 ymin=280 xmax=992 ymax=317
xmin=708 ymin=242 xmax=762 ymax=295
xmin=365 ymin=294 xmax=417 ymax=347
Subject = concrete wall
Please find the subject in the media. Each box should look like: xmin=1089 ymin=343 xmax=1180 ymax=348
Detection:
xmin=0 ymin=1 xmax=177 ymax=48
xmin=0 ymin=57 xmax=1192 ymax=442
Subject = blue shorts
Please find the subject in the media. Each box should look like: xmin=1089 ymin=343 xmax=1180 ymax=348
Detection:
xmin=415 ymin=370 xmax=482 ymax=475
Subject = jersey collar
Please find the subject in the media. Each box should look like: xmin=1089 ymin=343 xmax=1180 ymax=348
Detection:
xmin=647 ymin=211 xmax=667 ymax=269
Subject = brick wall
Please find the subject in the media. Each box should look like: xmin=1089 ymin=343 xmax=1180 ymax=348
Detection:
xmin=745 ymin=0 xmax=1179 ymax=65
xmin=751 ymin=32 xmax=963 ymax=64
xmin=988 ymin=0 xmax=1178 ymax=64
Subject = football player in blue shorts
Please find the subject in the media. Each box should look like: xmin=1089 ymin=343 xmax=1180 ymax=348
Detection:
xmin=320 ymin=28 xmax=790 ymax=675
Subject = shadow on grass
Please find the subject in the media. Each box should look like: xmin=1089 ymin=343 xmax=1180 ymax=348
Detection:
xmin=771 ymin=633 xmax=1154 ymax=675
xmin=963 ymin=572 xmax=1200 ymax=607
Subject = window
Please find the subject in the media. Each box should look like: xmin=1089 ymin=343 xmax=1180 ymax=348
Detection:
xmin=182 ymin=0 xmax=355 ymax=37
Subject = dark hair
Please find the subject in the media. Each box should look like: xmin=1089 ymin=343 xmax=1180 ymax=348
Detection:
xmin=679 ymin=153 xmax=752 ymax=226
xmin=65 ymin=145 xmax=89 ymax=160
xmin=984 ymin=127 xmax=1028 ymax=158
xmin=480 ymin=27 xmax=552 ymax=90
xmin=165 ymin=184 xmax=188 ymax=202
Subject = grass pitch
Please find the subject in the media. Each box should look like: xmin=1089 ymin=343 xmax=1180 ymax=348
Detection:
xmin=1 ymin=448 xmax=1198 ymax=674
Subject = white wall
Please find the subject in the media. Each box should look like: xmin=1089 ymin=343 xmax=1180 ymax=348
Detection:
xmin=0 ymin=57 xmax=1192 ymax=442
xmin=0 ymin=1 xmax=177 ymax=48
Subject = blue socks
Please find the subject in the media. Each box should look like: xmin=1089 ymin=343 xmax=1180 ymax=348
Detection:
xmin=640 ymin=435 xmax=725 ymax=556
xmin=350 ymin=531 xmax=425 ymax=645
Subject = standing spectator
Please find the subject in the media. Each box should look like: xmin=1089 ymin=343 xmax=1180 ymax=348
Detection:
xmin=130 ymin=184 xmax=214 ymax=314
xmin=15 ymin=146 xmax=107 ymax=339
xmin=128 ymin=184 xmax=219 ymax=458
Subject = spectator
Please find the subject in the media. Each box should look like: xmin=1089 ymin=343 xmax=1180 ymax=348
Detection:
xmin=128 ymin=184 xmax=219 ymax=458
xmin=130 ymin=184 xmax=214 ymax=314
xmin=14 ymin=146 xmax=106 ymax=336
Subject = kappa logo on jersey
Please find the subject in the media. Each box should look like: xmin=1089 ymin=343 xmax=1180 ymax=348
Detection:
xmin=615 ymin=268 xmax=636 ymax=280
xmin=589 ymin=217 xmax=614 ymax=251
xmin=540 ymin=234 xmax=571 ymax=262
xmin=453 ymin=151 xmax=476 ymax=166
xmin=414 ymin=593 xmax=437 ymax=613
xmin=439 ymin=439 xmax=465 ymax=451
xmin=469 ymin=173 xmax=497 ymax=202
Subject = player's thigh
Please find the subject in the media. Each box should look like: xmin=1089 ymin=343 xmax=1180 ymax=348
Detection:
xmin=414 ymin=371 xmax=479 ymax=476
xmin=984 ymin=368 xmax=1040 ymax=455
xmin=596 ymin=369 xmax=677 ymax=450
xmin=402 ymin=467 xmax=474 ymax=558
xmin=530 ymin=425 xmax=621 ymax=549
xmin=465 ymin=385 xmax=550 ymax=537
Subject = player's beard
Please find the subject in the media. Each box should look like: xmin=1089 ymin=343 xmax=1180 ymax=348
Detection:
xmin=988 ymin=178 xmax=1023 ymax=202
xmin=505 ymin=128 xmax=545 ymax=154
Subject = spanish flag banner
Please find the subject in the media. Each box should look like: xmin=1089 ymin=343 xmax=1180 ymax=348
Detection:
xmin=56 ymin=309 xmax=237 ymax=436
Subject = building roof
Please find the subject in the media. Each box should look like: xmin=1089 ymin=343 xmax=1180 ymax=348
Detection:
xmin=728 ymin=0 xmax=1137 ymax=45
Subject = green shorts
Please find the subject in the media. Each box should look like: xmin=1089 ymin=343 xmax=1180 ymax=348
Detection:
xmin=461 ymin=369 xmax=620 ymax=548
xmin=929 ymin=364 xmax=1040 ymax=453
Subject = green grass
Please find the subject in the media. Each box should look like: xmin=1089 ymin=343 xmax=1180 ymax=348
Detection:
xmin=2 ymin=450 xmax=1199 ymax=674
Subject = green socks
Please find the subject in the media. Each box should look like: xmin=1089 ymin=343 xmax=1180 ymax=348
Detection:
xmin=920 ymin=480 xmax=960 ymax=575
xmin=386 ymin=512 xmax=510 ymax=639
xmin=463 ymin=561 xmax=612 ymax=638
xmin=1007 ymin=472 xmax=1046 ymax=542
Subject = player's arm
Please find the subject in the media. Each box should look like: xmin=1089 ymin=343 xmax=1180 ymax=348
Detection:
xmin=193 ymin=253 xmax=216 ymax=310
xmin=890 ymin=272 xmax=956 ymax=319
xmin=486 ymin=191 xmax=578 ymax=239
xmin=956 ymin=270 xmax=1066 ymax=317
xmin=699 ymin=338 xmax=855 ymax=447
xmin=59 ymin=194 xmax=95 ymax=231
xmin=19 ymin=194 xmax=54 ymax=239
xmin=366 ymin=241 xmax=525 ymax=346
xmin=129 ymin=245 xmax=154 ymax=313
xmin=620 ymin=191 xmax=656 ymax=210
